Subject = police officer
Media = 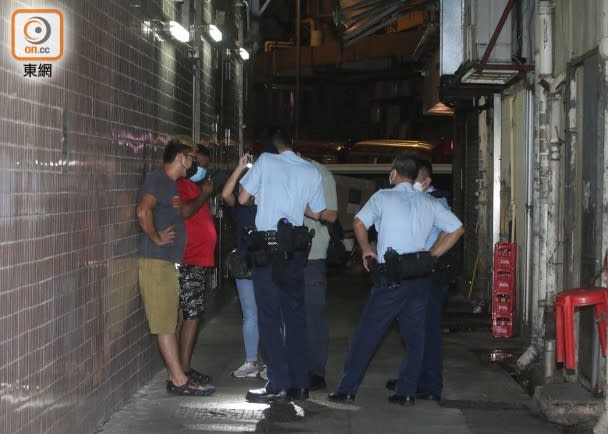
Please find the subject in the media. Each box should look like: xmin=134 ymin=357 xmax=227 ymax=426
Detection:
xmin=328 ymin=152 xmax=463 ymax=405
xmin=385 ymin=158 xmax=453 ymax=401
xmin=238 ymin=128 xmax=326 ymax=403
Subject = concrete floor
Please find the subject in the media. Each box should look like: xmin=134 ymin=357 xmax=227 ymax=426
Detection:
xmin=99 ymin=269 xmax=578 ymax=434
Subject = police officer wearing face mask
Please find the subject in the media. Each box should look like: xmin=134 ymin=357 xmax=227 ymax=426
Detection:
xmin=175 ymin=144 xmax=216 ymax=388
xmin=386 ymin=158 xmax=453 ymax=402
xmin=328 ymin=152 xmax=464 ymax=406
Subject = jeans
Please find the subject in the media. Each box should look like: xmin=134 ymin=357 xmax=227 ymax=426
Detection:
xmin=336 ymin=277 xmax=431 ymax=396
xmin=236 ymin=278 xmax=259 ymax=362
xmin=304 ymin=259 xmax=328 ymax=378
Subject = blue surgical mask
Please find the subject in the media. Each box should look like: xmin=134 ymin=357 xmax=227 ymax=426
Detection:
xmin=189 ymin=166 xmax=207 ymax=183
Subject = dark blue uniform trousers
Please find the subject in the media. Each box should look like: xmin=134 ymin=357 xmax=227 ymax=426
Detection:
xmin=252 ymin=251 xmax=309 ymax=391
xmin=416 ymin=283 xmax=449 ymax=396
xmin=336 ymin=277 xmax=431 ymax=397
xmin=304 ymin=259 xmax=329 ymax=378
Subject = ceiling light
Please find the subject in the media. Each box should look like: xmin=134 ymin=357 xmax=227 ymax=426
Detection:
xmin=207 ymin=24 xmax=222 ymax=42
xmin=239 ymin=48 xmax=250 ymax=61
xmin=168 ymin=21 xmax=189 ymax=43
xmin=425 ymin=102 xmax=454 ymax=116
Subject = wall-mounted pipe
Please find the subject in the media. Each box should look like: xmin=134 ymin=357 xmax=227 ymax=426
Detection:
xmin=595 ymin=1 xmax=608 ymax=432
xmin=538 ymin=1 xmax=553 ymax=75
xmin=518 ymin=0 xmax=555 ymax=373
xmin=264 ymin=41 xmax=295 ymax=53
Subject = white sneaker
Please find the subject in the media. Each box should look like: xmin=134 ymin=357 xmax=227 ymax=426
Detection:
xmin=232 ymin=361 xmax=259 ymax=378
xmin=258 ymin=366 xmax=268 ymax=380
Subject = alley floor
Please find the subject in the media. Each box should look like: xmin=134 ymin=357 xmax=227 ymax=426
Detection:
xmin=98 ymin=269 xmax=582 ymax=434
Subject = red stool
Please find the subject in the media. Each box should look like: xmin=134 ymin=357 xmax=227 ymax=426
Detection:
xmin=555 ymin=287 xmax=608 ymax=370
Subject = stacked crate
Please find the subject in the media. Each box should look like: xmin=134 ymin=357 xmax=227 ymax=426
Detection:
xmin=492 ymin=242 xmax=516 ymax=337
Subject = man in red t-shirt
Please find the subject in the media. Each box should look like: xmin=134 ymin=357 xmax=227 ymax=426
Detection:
xmin=176 ymin=144 xmax=216 ymax=385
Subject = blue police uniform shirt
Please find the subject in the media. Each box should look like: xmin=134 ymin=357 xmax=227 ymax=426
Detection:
xmin=424 ymin=185 xmax=450 ymax=250
xmin=239 ymin=151 xmax=326 ymax=231
xmin=355 ymin=182 xmax=462 ymax=263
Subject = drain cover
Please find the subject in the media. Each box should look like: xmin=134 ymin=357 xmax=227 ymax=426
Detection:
xmin=176 ymin=407 xmax=264 ymax=420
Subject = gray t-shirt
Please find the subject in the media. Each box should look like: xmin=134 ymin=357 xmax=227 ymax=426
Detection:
xmin=137 ymin=169 xmax=186 ymax=263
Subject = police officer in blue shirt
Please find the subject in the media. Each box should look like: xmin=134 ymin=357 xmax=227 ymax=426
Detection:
xmin=386 ymin=159 xmax=453 ymax=401
xmin=328 ymin=152 xmax=463 ymax=406
xmin=238 ymin=128 xmax=326 ymax=403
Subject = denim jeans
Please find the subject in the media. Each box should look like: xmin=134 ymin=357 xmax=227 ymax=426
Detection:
xmin=236 ymin=278 xmax=259 ymax=362
xmin=304 ymin=259 xmax=328 ymax=378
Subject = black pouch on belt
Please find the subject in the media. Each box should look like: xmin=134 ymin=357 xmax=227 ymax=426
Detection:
xmin=398 ymin=251 xmax=435 ymax=279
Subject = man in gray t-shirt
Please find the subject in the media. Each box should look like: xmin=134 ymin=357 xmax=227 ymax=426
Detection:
xmin=136 ymin=139 xmax=214 ymax=396
xmin=138 ymin=169 xmax=186 ymax=262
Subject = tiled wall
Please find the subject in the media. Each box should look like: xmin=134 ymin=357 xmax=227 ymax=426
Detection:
xmin=0 ymin=1 xmax=239 ymax=433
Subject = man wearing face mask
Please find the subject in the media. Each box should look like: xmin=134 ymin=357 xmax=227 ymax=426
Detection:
xmin=386 ymin=159 xmax=452 ymax=402
xmin=175 ymin=143 xmax=216 ymax=388
xmin=137 ymin=139 xmax=215 ymax=396
xmin=328 ymin=152 xmax=463 ymax=406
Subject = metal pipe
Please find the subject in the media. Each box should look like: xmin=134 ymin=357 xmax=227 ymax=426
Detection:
xmin=538 ymin=1 xmax=554 ymax=76
xmin=492 ymin=93 xmax=502 ymax=249
xmin=518 ymin=0 xmax=555 ymax=373
xmin=238 ymin=3 xmax=245 ymax=156
xmin=523 ymin=89 xmax=534 ymax=325
xmin=260 ymin=0 xmax=272 ymax=15
xmin=191 ymin=0 xmax=201 ymax=142
xmin=595 ymin=1 xmax=608 ymax=432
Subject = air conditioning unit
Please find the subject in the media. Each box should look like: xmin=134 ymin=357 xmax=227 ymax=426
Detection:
xmin=440 ymin=0 xmax=517 ymax=84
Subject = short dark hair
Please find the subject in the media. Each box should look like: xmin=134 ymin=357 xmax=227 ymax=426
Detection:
xmin=417 ymin=158 xmax=433 ymax=179
xmin=391 ymin=152 xmax=419 ymax=180
xmin=262 ymin=127 xmax=293 ymax=153
xmin=195 ymin=144 xmax=210 ymax=157
xmin=163 ymin=139 xmax=191 ymax=163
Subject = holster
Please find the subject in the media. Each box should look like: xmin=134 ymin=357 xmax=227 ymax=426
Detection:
xmin=247 ymin=225 xmax=315 ymax=269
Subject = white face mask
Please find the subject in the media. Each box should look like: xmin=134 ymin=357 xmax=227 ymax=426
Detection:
xmin=413 ymin=181 xmax=424 ymax=192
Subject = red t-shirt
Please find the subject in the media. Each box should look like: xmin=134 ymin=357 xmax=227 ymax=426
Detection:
xmin=176 ymin=178 xmax=217 ymax=267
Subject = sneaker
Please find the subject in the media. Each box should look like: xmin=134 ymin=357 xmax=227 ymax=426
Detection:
xmin=258 ymin=366 xmax=268 ymax=380
xmin=232 ymin=361 xmax=259 ymax=378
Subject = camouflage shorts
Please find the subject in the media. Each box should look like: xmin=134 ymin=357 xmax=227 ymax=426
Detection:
xmin=178 ymin=265 xmax=211 ymax=320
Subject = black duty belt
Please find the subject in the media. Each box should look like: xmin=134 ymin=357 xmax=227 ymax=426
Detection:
xmin=368 ymin=250 xmax=436 ymax=287
xmin=246 ymin=224 xmax=315 ymax=267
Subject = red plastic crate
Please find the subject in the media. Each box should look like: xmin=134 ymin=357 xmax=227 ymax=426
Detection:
xmin=492 ymin=293 xmax=514 ymax=315
xmin=492 ymin=316 xmax=514 ymax=338
xmin=494 ymin=242 xmax=517 ymax=271
xmin=492 ymin=270 xmax=514 ymax=293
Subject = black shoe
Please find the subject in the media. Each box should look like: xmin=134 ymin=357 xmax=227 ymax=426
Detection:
xmin=415 ymin=392 xmax=441 ymax=401
xmin=288 ymin=388 xmax=309 ymax=401
xmin=309 ymin=375 xmax=327 ymax=391
xmin=385 ymin=378 xmax=397 ymax=391
xmin=245 ymin=387 xmax=289 ymax=403
xmin=328 ymin=392 xmax=356 ymax=403
xmin=388 ymin=394 xmax=415 ymax=406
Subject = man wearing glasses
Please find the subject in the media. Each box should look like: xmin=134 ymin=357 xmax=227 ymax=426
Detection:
xmin=137 ymin=139 xmax=214 ymax=396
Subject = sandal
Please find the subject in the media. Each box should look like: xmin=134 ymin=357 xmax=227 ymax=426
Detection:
xmin=166 ymin=378 xmax=216 ymax=396
xmin=185 ymin=368 xmax=211 ymax=385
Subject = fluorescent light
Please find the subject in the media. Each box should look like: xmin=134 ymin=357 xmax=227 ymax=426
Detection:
xmin=239 ymin=47 xmax=250 ymax=60
xmin=168 ymin=21 xmax=189 ymax=43
xmin=208 ymin=24 xmax=222 ymax=42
